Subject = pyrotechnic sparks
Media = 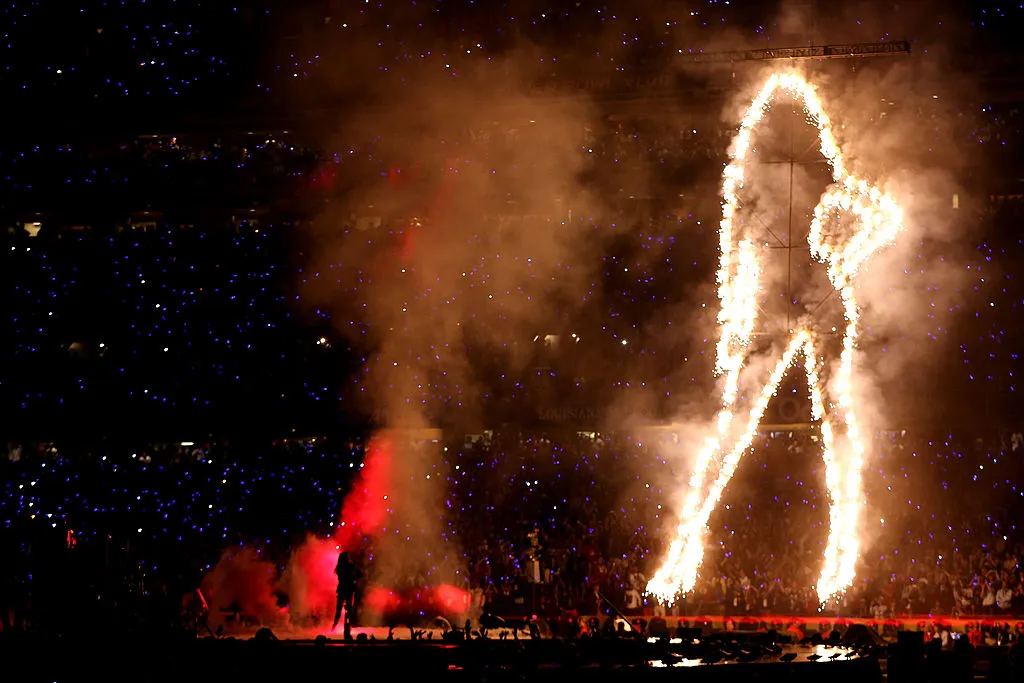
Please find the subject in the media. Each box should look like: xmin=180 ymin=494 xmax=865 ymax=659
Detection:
xmin=647 ymin=72 xmax=904 ymax=606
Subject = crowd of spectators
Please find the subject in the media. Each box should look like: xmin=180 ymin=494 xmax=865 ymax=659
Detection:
xmin=1 ymin=93 xmax=999 ymax=227
xmin=4 ymin=190 xmax=1023 ymax=437
xmin=451 ymin=430 xmax=1024 ymax=623
xmin=0 ymin=222 xmax=363 ymax=439
xmin=0 ymin=115 xmax=736 ymax=225
xmin=5 ymin=428 xmax=1024 ymax=636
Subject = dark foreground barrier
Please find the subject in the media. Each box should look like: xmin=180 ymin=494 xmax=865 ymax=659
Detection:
xmin=0 ymin=633 xmax=883 ymax=683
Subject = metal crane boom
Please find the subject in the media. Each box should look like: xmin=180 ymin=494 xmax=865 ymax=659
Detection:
xmin=680 ymin=41 xmax=911 ymax=64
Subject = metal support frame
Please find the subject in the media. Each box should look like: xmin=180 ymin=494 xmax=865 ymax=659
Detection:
xmin=746 ymin=102 xmax=840 ymax=340
xmin=680 ymin=41 xmax=911 ymax=65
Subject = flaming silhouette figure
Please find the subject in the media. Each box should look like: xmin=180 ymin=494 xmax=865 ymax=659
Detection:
xmin=647 ymin=72 xmax=904 ymax=606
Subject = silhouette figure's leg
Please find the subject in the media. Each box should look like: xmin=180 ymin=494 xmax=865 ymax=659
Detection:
xmin=332 ymin=593 xmax=343 ymax=630
xmin=343 ymin=597 xmax=352 ymax=640
xmin=648 ymin=334 xmax=808 ymax=601
xmin=806 ymin=338 xmax=864 ymax=604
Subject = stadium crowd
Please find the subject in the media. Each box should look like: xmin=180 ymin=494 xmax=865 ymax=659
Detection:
xmin=4 ymin=427 xmax=1024 ymax=636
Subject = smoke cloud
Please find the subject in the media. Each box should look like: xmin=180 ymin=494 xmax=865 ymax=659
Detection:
xmin=296 ymin=42 xmax=621 ymax=586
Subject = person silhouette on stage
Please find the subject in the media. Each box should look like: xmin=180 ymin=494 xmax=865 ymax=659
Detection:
xmin=332 ymin=551 xmax=361 ymax=638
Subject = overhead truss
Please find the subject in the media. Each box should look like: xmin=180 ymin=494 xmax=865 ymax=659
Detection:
xmin=681 ymin=41 xmax=911 ymax=64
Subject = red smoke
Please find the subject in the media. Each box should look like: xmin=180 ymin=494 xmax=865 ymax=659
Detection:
xmin=334 ymin=435 xmax=393 ymax=548
xmin=200 ymin=435 xmax=406 ymax=630
xmin=309 ymin=164 xmax=337 ymax=190
xmin=387 ymin=162 xmax=421 ymax=188
xmin=400 ymin=223 xmax=419 ymax=263
xmin=200 ymin=547 xmax=283 ymax=629
xmin=277 ymin=535 xmax=340 ymax=620
xmin=399 ymin=159 xmax=458 ymax=262
xmin=275 ymin=436 xmax=396 ymax=620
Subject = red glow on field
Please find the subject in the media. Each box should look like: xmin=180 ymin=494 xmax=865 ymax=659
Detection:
xmin=365 ymin=587 xmax=401 ymax=613
xmin=430 ymin=584 xmax=470 ymax=613
xmin=361 ymin=584 xmax=470 ymax=619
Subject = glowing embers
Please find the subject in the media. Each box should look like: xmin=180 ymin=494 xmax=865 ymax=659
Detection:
xmin=647 ymin=72 xmax=904 ymax=606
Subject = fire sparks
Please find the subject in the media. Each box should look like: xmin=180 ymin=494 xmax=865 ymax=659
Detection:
xmin=647 ymin=72 xmax=904 ymax=606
